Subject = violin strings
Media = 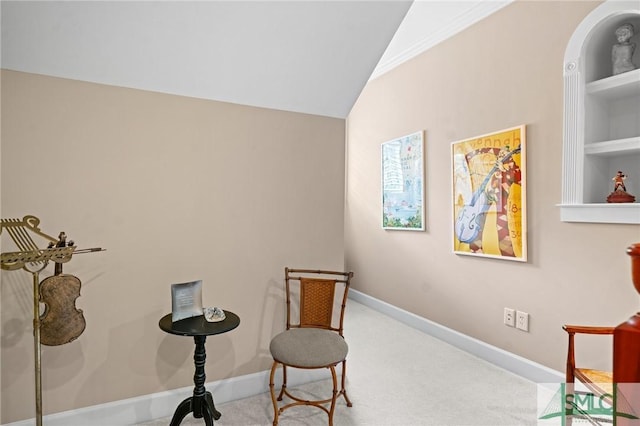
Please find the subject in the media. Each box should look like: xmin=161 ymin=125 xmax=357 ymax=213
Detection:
xmin=3 ymin=221 xmax=46 ymax=267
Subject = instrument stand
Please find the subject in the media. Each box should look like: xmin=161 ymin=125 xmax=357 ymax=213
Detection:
xmin=1 ymin=215 xmax=103 ymax=426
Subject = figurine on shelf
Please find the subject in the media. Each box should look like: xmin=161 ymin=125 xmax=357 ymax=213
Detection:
xmin=607 ymin=170 xmax=636 ymax=203
xmin=612 ymin=23 xmax=636 ymax=76
xmin=614 ymin=170 xmax=627 ymax=192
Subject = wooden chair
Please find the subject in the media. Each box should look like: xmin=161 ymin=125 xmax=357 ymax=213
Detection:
xmin=563 ymin=243 xmax=640 ymax=425
xmin=269 ymin=268 xmax=353 ymax=426
xmin=562 ymin=324 xmax=615 ymax=423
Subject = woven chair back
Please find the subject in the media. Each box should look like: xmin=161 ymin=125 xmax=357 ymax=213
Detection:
xmin=300 ymin=278 xmax=336 ymax=329
xmin=285 ymin=268 xmax=352 ymax=336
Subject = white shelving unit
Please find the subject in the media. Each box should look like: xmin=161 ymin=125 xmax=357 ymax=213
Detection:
xmin=560 ymin=1 xmax=640 ymax=224
xmin=584 ymin=137 xmax=640 ymax=156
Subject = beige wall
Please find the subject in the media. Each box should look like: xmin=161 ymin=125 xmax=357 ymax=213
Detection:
xmin=0 ymin=70 xmax=346 ymax=423
xmin=3 ymin=1 xmax=640 ymax=423
xmin=346 ymin=0 xmax=639 ymax=373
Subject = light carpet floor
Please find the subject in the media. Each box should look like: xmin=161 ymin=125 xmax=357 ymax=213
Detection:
xmin=139 ymin=301 xmax=538 ymax=425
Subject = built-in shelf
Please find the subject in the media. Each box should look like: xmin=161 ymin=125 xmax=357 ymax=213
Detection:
xmin=559 ymin=203 xmax=640 ymax=224
xmin=561 ymin=1 xmax=640 ymax=224
xmin=586 ymin=68 xmax=640 ymax=100
xmin=585 ymin=137 xmax=640 ymax=156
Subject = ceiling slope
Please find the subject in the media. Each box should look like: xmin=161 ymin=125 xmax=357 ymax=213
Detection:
xmin=1 ymin=1 xmax=513 ymax=118
xmin=1 ymin=0 xmax=412 ymax=118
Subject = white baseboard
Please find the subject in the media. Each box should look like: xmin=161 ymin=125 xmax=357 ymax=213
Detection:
xmin=348 ymin=289 xmax=564 ymax=384
xmin=4 ymin=291 xmax=562 ymax=425
xmin=3 ymin=368 xmax=328 ymax=426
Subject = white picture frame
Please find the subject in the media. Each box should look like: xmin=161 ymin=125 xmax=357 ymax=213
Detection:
xmin=381 ymin=131 xmax=425 ymax=231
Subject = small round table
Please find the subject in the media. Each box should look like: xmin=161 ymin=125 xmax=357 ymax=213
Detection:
xmin=159 ymin=310 xmax=240 ymax=426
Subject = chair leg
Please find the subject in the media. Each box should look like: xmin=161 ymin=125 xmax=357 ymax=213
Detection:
xmin=277 ymin=365 xmax=287 ymax=401
xmin=328 ymin=365 xmax=339 ymax=426
xmin=269 ymin=362 xmax=280 ymax=426
xmin=340 ymin=359 xmax=353 ymax=407
xmin=564 ymin=381 xmax=574 ymax=426
xmin=270 ymin=361 xmax=349 ymax=426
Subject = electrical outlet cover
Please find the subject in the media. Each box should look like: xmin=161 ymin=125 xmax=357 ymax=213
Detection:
xmin=516 ymin=311 xmax=529 ymax=331
xmin=504 ymin=308 xmax=515 ymax=327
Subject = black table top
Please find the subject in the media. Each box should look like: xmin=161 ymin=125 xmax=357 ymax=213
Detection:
xmin=159 ymin=310 xmax=240 ymax=337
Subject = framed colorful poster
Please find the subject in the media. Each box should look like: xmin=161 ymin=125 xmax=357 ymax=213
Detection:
xmin=382 ymin=131 xmax=424 ymax=230
xmin=452 ymin=125 xmax=527 ymax=261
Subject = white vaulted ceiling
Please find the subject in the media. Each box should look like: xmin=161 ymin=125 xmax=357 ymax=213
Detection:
xmin=1 ymin=1 xmax=511 ymax=118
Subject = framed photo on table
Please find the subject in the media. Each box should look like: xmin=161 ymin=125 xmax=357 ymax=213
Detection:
xmin=451 ymin=125 xmax=527 ymax=261
xmin=382 ymin=131 xmax=425 ymax=231
xmin=171 ymin=280 xmax=203 ymax=322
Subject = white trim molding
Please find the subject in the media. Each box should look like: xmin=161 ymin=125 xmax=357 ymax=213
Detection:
xmin=3 ymin=291 xmax=561 ymax=426
xmin=2 ymin=368 xmax=328 ymax=426
xmin=348 ymin=290 xmax=563 ymax=384
xmin=370 ymin=0 xmax=514 ymax=80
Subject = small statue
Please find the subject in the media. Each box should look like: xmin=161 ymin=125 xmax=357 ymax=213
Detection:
xmin=612 ymin=23 xmax=636 ymax=76
xmin=614 ymin=170 xmax=627 ymax=192
xmin=607 ymin=170 xmax=636 ymax=203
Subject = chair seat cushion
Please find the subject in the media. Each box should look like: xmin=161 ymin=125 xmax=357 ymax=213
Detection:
xmin=575 ymin=368 xmax=614 ymax=398
xmin=270 ymin=328 xmax=348 ymax=368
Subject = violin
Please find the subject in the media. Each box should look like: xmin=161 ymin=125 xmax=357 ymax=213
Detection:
xmin=454 ymin=146 xmax=521 ymax=243
xmin=39 ymin=232 xmax=86 ymax=346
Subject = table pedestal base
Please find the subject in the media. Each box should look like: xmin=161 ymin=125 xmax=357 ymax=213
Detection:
xmin=169 ymin=335 xmax=221 ymax=426
xmin=159 ymin=313 xmax=240 ymax=426
xmin=169 ymin=391 xmax=221 ymax=426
